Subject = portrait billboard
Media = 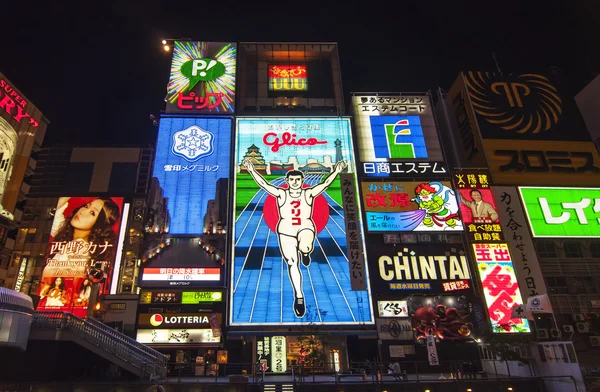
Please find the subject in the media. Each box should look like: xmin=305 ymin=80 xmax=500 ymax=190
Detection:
xmin=366 ymin=240 xmax=473 ymax=297
xmin=165 ymin=41 xmax=236 ymax=114
xmin=453 ymin=171 xmax=503 ymax=242
xmin=360 ymin=180 xmax=463 ymax=232
xmin=519 ymin=187 xmax=600 ymax=237
xmin=152 ymin=116 xmax=231 ymax=234
xmin=37 ymin=197 xmax=125 ymax=317
xmin=352 ymin=94 xmax=446 ymax=178
xmin=231 ymin=117 xmax=373 ymax=325
xmin=473 ymin=243 xmax=530 ymax=333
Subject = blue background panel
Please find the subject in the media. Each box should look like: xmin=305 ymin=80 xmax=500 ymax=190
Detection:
xmin=153 ymin=116 xmax=232 ymax=234
xmin=369 ymin=115 xmax=427 ymax=159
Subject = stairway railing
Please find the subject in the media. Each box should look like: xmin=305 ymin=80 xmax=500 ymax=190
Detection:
xmin=32 ymin=311 xmax=168 ymax=379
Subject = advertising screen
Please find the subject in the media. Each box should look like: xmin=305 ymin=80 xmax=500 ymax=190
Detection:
xmin=152 ymin=116 xmax=231 ymax=234
xmin=140 ymin=291 xmax=223 ymax=304
xmin=519 ymin=187 xmax=600 ymax=237
xmin=453 ymin=171 xmax=503 ymax=242
xmin=473 ymin=243 xmax=530 ymax=333
xmin=366 ymin=240 xmax=472 ymax=296
xmin=268 ymin=65 xmax=307 ymax=91
xmin=352 ymin=95 xmax=446 ymax=177
xmin=360 ymin=180 xmax=463 ymax=232
xmin=165 ymin=41 xmax=236 ymax=114
xmin=231 ymin=117 xmax=373 ymax=325
xmin=37 ymin=197 xmax=125 ymax=317
xmin=408 ymin=296 xmax=478 ymax=341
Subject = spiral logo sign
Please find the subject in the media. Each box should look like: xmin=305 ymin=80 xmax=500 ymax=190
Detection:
xmin=465 ymin=72 xmax=562 ymax=136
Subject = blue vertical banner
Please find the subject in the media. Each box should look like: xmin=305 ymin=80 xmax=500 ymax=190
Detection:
xmin=231 ymin=117 xmax=374 ymax=325
xmin=153 ymin=116 xmax=232 ymax=234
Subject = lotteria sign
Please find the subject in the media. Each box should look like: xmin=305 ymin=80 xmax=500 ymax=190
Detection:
xmin=519 ymin=187 xmax=600 ymax=237
xmin=138 ymin=313 xmax=220 ymax=328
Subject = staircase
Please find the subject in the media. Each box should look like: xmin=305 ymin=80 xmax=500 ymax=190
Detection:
xmin=30 ymin=311 xmax=168 ymax=380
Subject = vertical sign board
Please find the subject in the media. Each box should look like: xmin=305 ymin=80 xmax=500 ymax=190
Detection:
xmin=340 ymin=173 xmax=366 ymax=289
xmin=271 ymin=336 xmax=287 ymax=373
xmin=518 ymin=187 xmax=600 ymax=237
xmin=352 ymin=94 xmax=448 ymax=178
xmin=473 ymin=243 xmax=530 ymax=333
xmin=152 ymin=117 xmax=231 ymax=235
xmin=450 ymin=72 xmax=600 ymax=186
xmin=453 ymin=171 xmax=503 ymax=242
xmin=165 ymin=41 xmax=236 ymax=114
xmin=37 ymin=197 xmax=125 ymax=318
xmin=231 ymin=117 xmax=373 ymax=325
xmin=493 ymin=187 xmax=549 ymax=301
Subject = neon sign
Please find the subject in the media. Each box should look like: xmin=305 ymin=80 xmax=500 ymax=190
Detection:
xmin=0 ymin=79 xmax=39 ymax=127
xmin=269 ymin=65 xmax=307 ymax=91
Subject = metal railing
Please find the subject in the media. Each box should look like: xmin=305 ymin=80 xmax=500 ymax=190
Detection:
xmin=32 ymin=311 xmax=168 ymax=380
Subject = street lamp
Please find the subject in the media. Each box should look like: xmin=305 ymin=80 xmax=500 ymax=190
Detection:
xmin=160 ymin=37 xmax=192 ymax=53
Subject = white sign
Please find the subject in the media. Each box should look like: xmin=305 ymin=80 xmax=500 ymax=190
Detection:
xmin=136 ymin=328 xmax=220 ymax=344
xmin=14 ymin=257 xmax=28 ymax=292
xmin=389 ymin=345 xmax=405 ymax=358
xmin=271 ymin=336 xmax=287 ymax=373
xmin=376 ymin=318 xmax=413 ymax=340
xmin=427 ymin=335 xmax=439 ymax=366
xmin=526 ymin=294 xmax=552 ymax=313
xmin=493 ymin=186 xmax=550 ymax=304
xmin=141 ymin=267 xmax=221 ymax=281
xmin=591 ymin=300 xmax=600 ymax=309
xmin=377 ymin=300 xmax=408 ymax=317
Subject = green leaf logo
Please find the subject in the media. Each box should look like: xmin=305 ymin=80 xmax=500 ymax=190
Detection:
xmin=180 ymin=58 xmax=226 ymax=90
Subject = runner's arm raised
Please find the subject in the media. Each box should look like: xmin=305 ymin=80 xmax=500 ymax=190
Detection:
xmin=243 ymin=159 xmax=283 ymax=197
xmin=308 ymin=161 xmax=347 ymax=198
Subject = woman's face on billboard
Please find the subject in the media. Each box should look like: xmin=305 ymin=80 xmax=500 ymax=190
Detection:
xmin=71 ymin=199 xmax=104 ymax=231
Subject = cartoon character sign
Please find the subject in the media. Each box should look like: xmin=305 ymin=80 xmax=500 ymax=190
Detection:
xmin=361 ymin=181 xmax=463 ymax=232
xmin=231 ymin=118 xmax=373 ymax=325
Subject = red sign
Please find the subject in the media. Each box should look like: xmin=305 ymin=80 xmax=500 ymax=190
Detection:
xmin=268 ymin=65 xmax=307 ymax=79
xmin=263 ymin=131 xmax=327 ymax=153
xmin=0 ymin=79 xmax=39 ymax=127
xmin=442 ymin=280 xmax=470 ymax=292
xmin=141 ymin=267 xmax=221 ymax=281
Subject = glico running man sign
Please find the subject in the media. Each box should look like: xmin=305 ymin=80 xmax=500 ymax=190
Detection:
xmin=231 ymin=118 xmax=373 ymax=325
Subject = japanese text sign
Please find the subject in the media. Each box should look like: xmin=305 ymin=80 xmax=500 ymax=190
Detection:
xmin=366 ymin=240 xmax=472 ymax=296
xmin=519 ymin=187 xmax=600 ymax=237
xmin=473 ymin=243 xmax=530 ymax=333
xmin=377 ymin=300 xmax=408 ymax=317
xmin=166 ymin=41 xmax=236 ymax=114
xmin=352 ymin=95 xmax=445 ymax=169
xmin=37 ymin=197 xmax=124 ymax=318
xmin=269 ymin=65 xmax=307 ymax=91
xmin=454 ymin=171 xmax=504 ymax=242
xmin=231 ymin=117 xmax=373 ymax=325
xmin=152 ymin=116 xmax=231 ymax=234
xmin=136 ymin=328 xmax=220 ymax=344
xmin=361 ymin=161 xmax=447 ymax=178
xmin=361 ymin=181 xmax=463 ymax=232
xmin=493 ymin=187 xmax=549 ymax=301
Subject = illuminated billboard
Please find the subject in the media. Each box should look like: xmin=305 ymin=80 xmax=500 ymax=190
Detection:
xmin=152 ymin=116 xmax=231 ymax=234
xmin=268 ymin=65 xmax=307 ymax=91
xmin=473 ymin=243 xmax=530 ymax=333
xmin=408 ymin=296 xmax=477 ymax=341
xmin=352 ymin=95 xmax=446 ymax=177
xmin=140 ymin=290 xmax=223 ymax=304
xmin=136 ymin=329 xmax=220 ymax=344
xmin=453 ymin=171 xmax=503 ymax=242
xmin=360 ymin=180 xmax=463 ymax=232
xmin=166 ymin=41 xmax=236 ymax=114
xmin=519 ymin=187 xmax=600 ymax=237
xmin=366 ymin=241 xmax=472 ymax=296
xmin=37 ymin=197 xmax=125 ymax=317
xmin=231 ymin=117 xmax=373 ymax=325
xmin=448 ymin=72 xmax=600 ymax=186
xmin=138 ymin=312 xmax=220 ymax=328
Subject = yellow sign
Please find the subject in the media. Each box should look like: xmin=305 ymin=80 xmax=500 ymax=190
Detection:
xmin=483 ymin=139 xmax=600 ymax=186
xmin=217 ymin=350 xmax=228 ymax=364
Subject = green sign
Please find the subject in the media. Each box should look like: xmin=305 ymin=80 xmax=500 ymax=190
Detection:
xmin=519 ymin=187 xmax=600 ymax=237
xmin=181 ymin=58 xmax=226 ymax=90
xmin=181 ymin=291 xmax=223 ymax=304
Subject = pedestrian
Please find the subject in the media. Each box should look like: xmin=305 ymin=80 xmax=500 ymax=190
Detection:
xmin=390 ymin=361 xmax=402 ymax=380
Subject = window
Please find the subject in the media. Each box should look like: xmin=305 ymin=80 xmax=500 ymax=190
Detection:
xmin=25 ymin=228 xmax=37 ymax=243
xmin=547 ymin=277 xmax=568 ymax=294
xmin=570 ymin=277 xmax=597 ymax=294
xmin=590 ymin=242 xmax=600 ymax=258
xmin=563 ymin=242 xmax=583 ymax=258
xmin=537 ymin=241 xmax=558 ymax=258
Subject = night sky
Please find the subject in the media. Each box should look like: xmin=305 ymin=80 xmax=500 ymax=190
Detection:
xmin=1 ymin=1 xmax=599 ymax=146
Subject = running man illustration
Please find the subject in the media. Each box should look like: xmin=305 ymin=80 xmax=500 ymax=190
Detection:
xmin=243 ymin=158 xmax=347 ymax=318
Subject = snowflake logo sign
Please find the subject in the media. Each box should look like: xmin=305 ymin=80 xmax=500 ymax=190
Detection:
xmin=171 ymin=125 xmax=215 ymax=162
